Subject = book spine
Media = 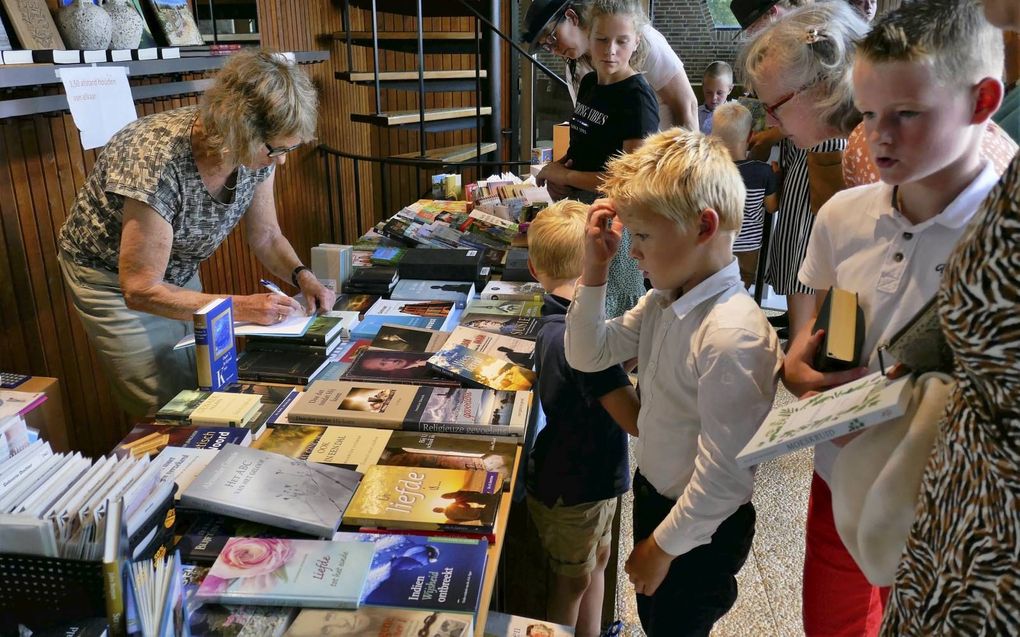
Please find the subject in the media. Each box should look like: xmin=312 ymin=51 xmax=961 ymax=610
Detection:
xmin=287 ymin=412 xmax=399 ymax=430
xmin=198 ymin=591 xmax=358 ymax=609
xmin=103 ymin=558 xmax=125 ymax=637
xmin=246 ymin=341 xmax=332 ymax=355
xmin=195 ymin=312 xmax=214 ymax=390
xmin=740 ymin=414 xmax=886 ymax=468
xmin=402 ymin=420 xmax=524 ymax=438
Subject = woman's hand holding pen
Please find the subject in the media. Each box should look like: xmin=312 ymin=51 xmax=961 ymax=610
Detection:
xmin=234 ymin=292 xmax=305 ymax=325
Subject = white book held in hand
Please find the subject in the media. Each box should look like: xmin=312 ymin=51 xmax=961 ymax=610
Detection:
xmin=736 ymin=372 xmax=914 ymax=468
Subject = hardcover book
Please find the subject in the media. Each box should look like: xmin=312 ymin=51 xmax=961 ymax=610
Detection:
xmin=369 ymin=325 xmax=450 ymax=354
xmin=427 ymin=345 xmax=535 ymax=391
xmin=236 ymin=349 xmax=329 ymax=385
xmin=457 ymin=304 xmax=542 ymax=341
xmin=194 ymin=297 xmax=237 ymax=391
xmin=390 ymin=280 xmax=475 ymax=309
xmin=736 ymin=371 xmax=915 ymax=468
xmin=177 ymin=514 xmax=305 ymax=566
xmin=342 ymin=466 xmax=503 ymax=534
xmin=180 ymin=444 xmax=364 ymax=537
xmin=152 ymin=446 xmax=220 ymax=498
xmin=184 ymin=564 xmax=296 ymax=637
xmin=189 ymin=392 xmax=262 ymax=427
xmin=156 ymin=389 xmax=212 ymax=422
xmin=484 ymin=612 xmax=575 ymax=637
xmin=332 ymin=532 xmax=488 ymax=614
xmin=500 ymin=248 xmax=536 ymax=283
xmin=350 ymin=315 xmax=450 ymax=341
xmin=246 ymin=315 xmax=347 ymax=347
xmin=397 ymin=249 xmax=483 ymax=283
xmin=377 ymin=432 xmax=518 ymax=490
xmin=285 ymin=608 xmax=473 ymax=637
xmin=444 ymin=326 xmax=535 ymax=368
xmin=480 ymin=280 xmax=544 ymax=303
xmin=288 ymin=381 xmax=531 ymax=438
xmin=195 ymin=538 xmax=376 ymax=608
xmin=254 ymin=424 xmax=393 ymax=472
xmin=330 ymin=294 xmax=380 ymax=319
xmin=0 ymin=0 xmax=64 ymax=49
xmin=370 ymin=247 xmax=407 ymax=266
xmin=342 ymin=350 xmax=459 ymax=388
xmin=813 ymin=287 xmax=865 ymax=372
xmin=112 ymin=423 xmax=252 ymax=459
xmin=145 ymin=0 xmax=203 ymax=46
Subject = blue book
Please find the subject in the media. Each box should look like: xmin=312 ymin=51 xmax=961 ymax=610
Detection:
xmin=194 ymin=297 xmax=237 ymax=391
xmin=195 ymin=538 xmax=376 ymax=609
xmin=350 ymin=315 xmax=448 ymax=340
xmin=332 ymin=532 xmax=488 ymax=614
xmin=390 ymin=279 xmax=475 ymax=309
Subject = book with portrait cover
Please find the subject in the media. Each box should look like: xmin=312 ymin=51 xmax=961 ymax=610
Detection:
xmin=195 ymin=537 xmax=376 ymax=608
xmin=342 ymin=350 xmax=459 ymax=388
xmin=736 ymin=371 xmax=914 ymax=468
xmin=484 ymin=612 xmax=575 ymax=637
xmin=427 ymin=344 xmax=536 ymax=391
xmin=112 ymin=423 xmax=252 ymax=459
xmin=288 ymin=381 xmax=531 ymax=438
xmin=195 ymin=297 xmax=238 ymax=391
xmin=285 ymin=607 xmax=473 ymax=637
xmin=369 ymin=325 xmax=450 ymax=354
xmin=331 ymin=532 xmax=488 ymax=615
xmin=254 ymin=424 xmax=393 ymax=472
xmin=180 ymin=445 xmax=364 ymax=537
xmin=341 ymin=465 xmax=503 ymax=535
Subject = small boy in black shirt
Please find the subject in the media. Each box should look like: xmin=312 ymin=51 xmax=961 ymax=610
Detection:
xmin=525 ymin=200 xmax=640 ymax=637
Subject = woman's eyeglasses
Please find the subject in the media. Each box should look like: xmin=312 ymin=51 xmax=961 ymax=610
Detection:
xmin=265 ymin=142 xmax=302 ymax=158
xmin=537 ymin=16 xmax=565 ymax=53
xmin=762 ymin=80 xmax=819 ymax=122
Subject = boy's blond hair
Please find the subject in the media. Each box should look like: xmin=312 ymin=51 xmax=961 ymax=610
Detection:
xmin=703 ymin=60 xmax=733 ymax=82
xmin=602 ymin=128 xmax=746 ymax=233
xmin=857 ymin=0 xmax=1003 ymax=86
xmin=528 ymin=200 xmax=590 ymax=280
xmin=710 ymin=102 xmax=752 ymax=153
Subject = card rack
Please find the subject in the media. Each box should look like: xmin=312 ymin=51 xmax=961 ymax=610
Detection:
xmin=0 ymin=553 xmax=107 ymax=633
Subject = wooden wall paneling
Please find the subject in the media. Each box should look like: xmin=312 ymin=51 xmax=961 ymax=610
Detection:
xmin=0 ymin=125 xmax=35 ymax=375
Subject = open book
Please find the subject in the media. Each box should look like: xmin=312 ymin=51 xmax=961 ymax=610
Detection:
xmin=736 ymin=372 xmax=914 ymax=468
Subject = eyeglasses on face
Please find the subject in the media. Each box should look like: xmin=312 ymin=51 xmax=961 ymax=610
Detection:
xmin=538 ymin=15 xmax=566 ymax=53
xmin=265 ymin=141 xmax=302 ymax=158
xmin=762 ymin=80 xmax=819 ymax=121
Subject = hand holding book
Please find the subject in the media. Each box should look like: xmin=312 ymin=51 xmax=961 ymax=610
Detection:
xmin=782 ymin=325 xmax=870 ymax=398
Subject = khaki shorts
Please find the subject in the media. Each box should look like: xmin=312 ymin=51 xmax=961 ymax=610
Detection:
xmin=526 ymin=494 xmax=617 ymax=577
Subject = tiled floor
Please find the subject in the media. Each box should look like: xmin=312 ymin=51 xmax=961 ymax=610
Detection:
xmin=613 ymin=385 xmax=813 ymax=637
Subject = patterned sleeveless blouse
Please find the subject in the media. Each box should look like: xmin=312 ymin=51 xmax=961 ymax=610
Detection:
xmin=882 ymin=152 xmax=1020 ymax=635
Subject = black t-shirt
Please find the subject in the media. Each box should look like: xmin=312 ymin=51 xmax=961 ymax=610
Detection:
xmin=566 ymin=71 xmax=659 ymax=173
xmin=734 ymin=159 xmax=778 ymax=252
xmin=526 ymin=294 xmax=631 ymax=506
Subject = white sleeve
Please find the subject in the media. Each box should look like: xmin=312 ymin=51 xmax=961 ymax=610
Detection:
xmin=652 ymin=326 xmax=781 ymax=556
xmin=639 ymin=25 xmax=684 ymax=91
xmin=797 ymin=199 xmax=839 ymax=291
xmin=564 ymin=283 xmax=645 ymax=372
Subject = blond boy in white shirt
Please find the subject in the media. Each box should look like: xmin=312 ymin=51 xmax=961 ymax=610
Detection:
xmin=564 ymin=129 xmax=782 ymax=636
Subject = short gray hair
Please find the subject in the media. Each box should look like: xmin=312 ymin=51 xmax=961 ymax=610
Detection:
xmin=740 ymin=1 xmax=868 ymax=137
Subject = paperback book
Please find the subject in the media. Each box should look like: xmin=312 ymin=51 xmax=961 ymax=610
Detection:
xmin=195 ymin=297 xmax=238 ymax=391
xmin=184 ymin=564 xmax=296 ymax=636
xmin=342 ymin=351 xmax=459 ymax=388
xmin=285 ymin=608 xmax=473 ymax=637
xmin=484 ymin=612 xmax=575 ymax=637
xmin=189 ymin=392 xmax=263 ymax=427
xmin=342 ymin=466 xmax=503 ymax=535
xmin=180 ymin=445 xmax=364 ymax=537
xmin=156 ymin=390 xmax=212 ymax=422
xmin=195 ymin=538 xmax=376 ymax=609
xmin=390 ymin=280 xmax=475 ymax=309
xmin=236 ymin=349 xmax=329 ymax=385
xmin=246 ymin=315 xmax=349 ymax=349
xmin=112 ymin=424 xmax=252 ymax=459
xmin=377 ymin=433 xmax=517 ymax=490
xmin=736 ymin=372 xmax=915 ymax=468
xmin=288 ymin=381 xmax=531 ymax=438
xmin=457 ymin=300 xmax=542 ymax=341
xmin=254 ymin=424 xmax=393 ymax=472
xmin=427 ymin=344 xmax=536 ymax=391
xmin=332 ymin=532 xmax=488 ymax=615
xmin=444 ymin=326 xmax=535 ymax=368
xmin=330 ymin=294 xmax=381 ymax=319
xmin=480 ymin=280 xmax=544 ymax=303
xmin=369 ymin=325 xmax=450 ymax=354
xmin=176 ymin=514 xmax=306 ymax=566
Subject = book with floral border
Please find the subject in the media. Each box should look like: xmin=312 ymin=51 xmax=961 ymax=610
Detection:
xmin=285 ymin=607 xmax=473 ymax=637
xmin=341 ymin=465 xmax=503 ymax=535
xmin=736 ymin=371 xmax=914 ymax=468
xmin=194 ymin=538 xmax=376 ymax=608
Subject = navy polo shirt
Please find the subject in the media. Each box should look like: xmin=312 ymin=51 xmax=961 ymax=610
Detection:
xmin=526 ymin=294 xmax=631 ymax=506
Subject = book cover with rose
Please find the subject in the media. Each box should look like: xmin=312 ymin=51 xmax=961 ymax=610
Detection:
xmin=195 ymin=538 xmax=376 ymax=608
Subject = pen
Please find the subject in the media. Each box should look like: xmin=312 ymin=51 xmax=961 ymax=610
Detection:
xmin=260 ymin=279 xmax=288 ymax=297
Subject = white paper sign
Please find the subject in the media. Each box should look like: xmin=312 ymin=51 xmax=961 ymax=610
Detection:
xmin=58 ymin=66 xmax=137 ymax=150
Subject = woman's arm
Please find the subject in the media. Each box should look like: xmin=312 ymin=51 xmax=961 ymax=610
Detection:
xmin=656 ymin=72 xmax=699 ymax=131
xmin=536 ymin=138 xmax=645 ymax=195
xmin=118 ymin=197 xmax=299 ymax=324
xmin=244 ymin=171 xmax=335 ymax=314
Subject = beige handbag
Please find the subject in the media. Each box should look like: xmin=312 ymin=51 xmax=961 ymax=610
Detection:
xmin=831 ymin=372 xmax=954 ymax=586
xmin=806 ymin=149 xmax=847 ymax=214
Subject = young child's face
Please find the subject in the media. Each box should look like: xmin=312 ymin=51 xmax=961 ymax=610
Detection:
xmin=617 ymin=203 xmax=698 ymax=292
xmin=702 ymin=75 xmax=732 ymax=112
xmin=853 ymin=58 xmax=980 ymax=187
xmin=590 ymin=14 xmax=639 ymax=79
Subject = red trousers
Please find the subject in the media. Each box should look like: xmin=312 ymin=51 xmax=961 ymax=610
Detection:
xmin=803 ymin=472 xmax=890 ymax=637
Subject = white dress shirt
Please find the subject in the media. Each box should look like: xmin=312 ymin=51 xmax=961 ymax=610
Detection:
xmin=565 ymin=260 xmax=782 ymax=556
xmin=799 ymin=161 xmax=998 ymax=483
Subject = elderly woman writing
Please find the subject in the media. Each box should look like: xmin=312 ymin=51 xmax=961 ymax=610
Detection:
xmin=57 ymin=50 xmax=334 ymax=417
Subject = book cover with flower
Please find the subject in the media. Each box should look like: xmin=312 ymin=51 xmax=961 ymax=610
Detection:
xmin=195 ymin=538 xmax=376 ymax=608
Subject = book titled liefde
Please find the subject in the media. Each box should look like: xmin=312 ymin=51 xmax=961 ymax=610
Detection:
xmin=180 ymin=444 xmax=364 ymax=537
xmin=342 ymin=465 xmax=503 ymax=535
xmin=195 ymin=537 xmax=376 ymax=609
xmin=288 ymin=381 xmax=531 ymax=438
xmin=735 ymin=371 xmax=914 ymax=468
xmin=195 ymin=297 xmax=238 ymax=391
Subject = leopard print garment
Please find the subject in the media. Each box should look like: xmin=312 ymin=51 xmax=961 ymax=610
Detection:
xmin=881 ymin=152 xmax=1020 ymax=635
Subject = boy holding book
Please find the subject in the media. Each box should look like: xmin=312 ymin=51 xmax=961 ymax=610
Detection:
xmin=782 ymin=1 xmax=1005 ymax=633
xmin=565 ymin=130 xmax=782 ymax=635
xmin=524 ymin=200 xmax=641 ymax=637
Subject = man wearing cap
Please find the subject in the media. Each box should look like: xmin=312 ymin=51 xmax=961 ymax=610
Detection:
xmin=729 ymin=0 xmax=813 ymax=34
xmin=522 ymin=0 xmax=698 ymax=131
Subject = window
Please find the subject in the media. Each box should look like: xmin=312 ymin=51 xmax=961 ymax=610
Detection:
xmin=706 ymin=0 xmax=740 ymax=28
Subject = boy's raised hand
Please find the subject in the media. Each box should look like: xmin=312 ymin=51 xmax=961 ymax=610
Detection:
xmin=581 ymin=198 xmax=624 ymax=287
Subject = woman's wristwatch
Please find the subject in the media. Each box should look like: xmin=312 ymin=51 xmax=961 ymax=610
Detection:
xmin=291 ymin=264 xmax=312 ymax=287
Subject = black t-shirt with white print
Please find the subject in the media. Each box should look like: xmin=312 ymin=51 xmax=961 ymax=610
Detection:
xmin=565 ymin=71 xmax=659 ymax=173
